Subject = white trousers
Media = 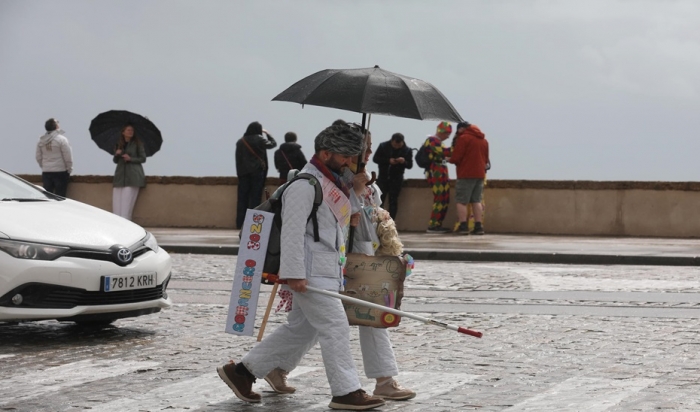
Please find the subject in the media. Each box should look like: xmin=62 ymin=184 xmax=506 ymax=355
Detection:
xmin=358 ymin=326 xmax=399 ymax=379
xmin=242 ymin=289 xmax=361 ymax=396
xmin=113 ymin=186 xmax=140 ymax=220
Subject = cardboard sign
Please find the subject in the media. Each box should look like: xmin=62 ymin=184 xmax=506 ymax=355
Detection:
xmin=225 ymin=209 xmax=274 ymax=336
xmin=341 ymin=253 xmax=406 ymax=328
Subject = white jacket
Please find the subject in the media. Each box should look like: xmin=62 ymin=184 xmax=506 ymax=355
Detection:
xmin=279 ymin=162 xmax=346 ymax=291
xmin=36 ymin=130 xmax=73 ymax=173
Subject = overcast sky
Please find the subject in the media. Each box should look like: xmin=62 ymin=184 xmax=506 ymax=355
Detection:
xmin=2 ymin=0 xmax=699 ymax=181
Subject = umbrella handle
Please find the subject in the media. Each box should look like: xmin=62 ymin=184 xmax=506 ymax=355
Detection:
xmin=366 ymin=171 xmax=376 ymax=186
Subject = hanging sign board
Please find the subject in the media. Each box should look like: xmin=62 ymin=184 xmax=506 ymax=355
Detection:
xmin=225 ymin=209 xmax=274 ymax=336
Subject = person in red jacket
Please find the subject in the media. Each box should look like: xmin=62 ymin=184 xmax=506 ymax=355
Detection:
xmin=449 ymin=121 xmax=489 ymax=234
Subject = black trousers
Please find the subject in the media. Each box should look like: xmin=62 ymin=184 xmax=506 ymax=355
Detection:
xmin=42 ymin=171 xmax=70 ymax=197
xmin=377 ymin=177 xmax=403 ymax=220
xmin=236 ymin=171 xmax=266 ymax=229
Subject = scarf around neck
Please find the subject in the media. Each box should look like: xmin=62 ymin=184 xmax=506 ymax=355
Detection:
xmin=310 ymin=154 xmax=351 ymax=198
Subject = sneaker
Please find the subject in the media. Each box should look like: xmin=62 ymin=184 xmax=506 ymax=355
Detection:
xmin=426 ymin=226 xmax=450 ymax=233
xmin=264 ymin=367 xmax=296 ymax=394
xmin=470 ymin=226 xmax=485 ymax=235
xmin=216 ymin=361 xmax=261 ymax=403
xmin=373 ymin=378 xmax=416 ymax=400
xmin=329 ymin=389 xmax=385 ymax=410
xmin=456 ymin=222 xmax=470 ymax=235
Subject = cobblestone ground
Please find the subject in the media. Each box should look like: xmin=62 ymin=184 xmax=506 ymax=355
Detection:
xmin=2 ymin=255 xmax=700 ymax=411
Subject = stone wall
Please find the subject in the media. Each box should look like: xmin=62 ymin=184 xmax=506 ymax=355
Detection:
xmin=17 ymin=175 xmax=700 ymax=237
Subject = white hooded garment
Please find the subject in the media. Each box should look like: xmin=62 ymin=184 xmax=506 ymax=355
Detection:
xmin=36 ymin=130 xmax=73 ymax=173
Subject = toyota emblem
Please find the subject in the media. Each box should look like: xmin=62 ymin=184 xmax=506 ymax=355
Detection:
xmin=117 ymin=248 xmax=132 ymax=263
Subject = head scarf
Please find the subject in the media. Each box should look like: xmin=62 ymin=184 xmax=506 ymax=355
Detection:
xmin=314 ymin=124 xmax=364 ymax=156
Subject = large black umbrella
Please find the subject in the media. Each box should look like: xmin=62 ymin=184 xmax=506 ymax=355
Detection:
xmin=89 ymin=110 xmax=163 ymax=157
xmin=273 ymin=65 xmax=463 ymax=252
xmin=272 ymin=65 xmax=464 ymax=124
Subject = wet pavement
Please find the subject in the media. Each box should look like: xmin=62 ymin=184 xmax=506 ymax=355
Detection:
xmin=3 ymin=246 xmax=700 ymax=410
xmin=150 ymin=228 xmax=700 ymax=266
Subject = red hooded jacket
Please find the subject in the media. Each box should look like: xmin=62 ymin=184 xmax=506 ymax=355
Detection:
xmin=449 ymin=125 xmax=489 ymax=179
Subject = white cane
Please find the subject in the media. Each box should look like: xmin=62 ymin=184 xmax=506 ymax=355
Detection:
xmin=305 ymin=285 xmax=482 ymax=338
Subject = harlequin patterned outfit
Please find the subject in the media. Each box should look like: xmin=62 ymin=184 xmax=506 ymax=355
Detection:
xmin=424 ymin=135 xmax=451 ymax=228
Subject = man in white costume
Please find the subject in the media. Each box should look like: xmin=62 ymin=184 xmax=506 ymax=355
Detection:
xmin=217 ymin=123 xmax=385 ymax=411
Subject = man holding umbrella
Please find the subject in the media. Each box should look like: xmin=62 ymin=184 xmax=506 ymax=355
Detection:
xmin=218 ymin=123 xmax=385 ymax=411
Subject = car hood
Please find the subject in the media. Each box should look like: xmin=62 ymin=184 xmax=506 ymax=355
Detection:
xmin=0 ymin=199 xmax=146 ymax=248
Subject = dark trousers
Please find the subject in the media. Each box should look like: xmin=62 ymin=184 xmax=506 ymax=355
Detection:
xmin=377 ymin=177 xmax=403 ymax=220
xmin=42 ymin=171 xmax=70 ymax=197
xmin=236 ymin=171 xmax=266 ymax=229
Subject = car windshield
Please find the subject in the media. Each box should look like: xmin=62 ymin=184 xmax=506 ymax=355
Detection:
xmin=0 ymin=170 xmax=54 ymax=201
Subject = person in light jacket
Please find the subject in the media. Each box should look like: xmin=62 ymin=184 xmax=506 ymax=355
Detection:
xmin=35 ymin=118 xmax=73 ymax=197
xmin=218 ymin=123 xmax=385 ymax=411
xmin=112 ymin=124 xmax=146 ymax=220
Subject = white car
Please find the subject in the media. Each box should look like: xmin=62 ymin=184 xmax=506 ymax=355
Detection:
xmin=0 ymin=169 xmax=172 ymax=325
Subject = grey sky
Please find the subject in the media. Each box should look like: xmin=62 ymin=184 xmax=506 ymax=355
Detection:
xmin=1 ymin=0 xmax=699 ymax=181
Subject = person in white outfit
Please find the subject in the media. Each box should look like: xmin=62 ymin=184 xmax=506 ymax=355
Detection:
xmin=217 ymin=123 xmax=385 ymax=411
xmin=346 ymin=130 xmax=416 ymax=401
xmin=35 ymin=118 xmax=73 ymax=197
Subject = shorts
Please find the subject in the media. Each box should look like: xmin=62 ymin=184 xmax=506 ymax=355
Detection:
xmin=455 ymin=178 xmax=484 ymax=204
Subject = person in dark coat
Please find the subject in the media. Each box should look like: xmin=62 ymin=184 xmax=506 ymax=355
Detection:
xmin=235 ymin=121 xmax=277 ymax=229
xmin=273 ymin=132 xmax=308 ymax=183
xmin=372 ymin=132 xmax=413 ymax=220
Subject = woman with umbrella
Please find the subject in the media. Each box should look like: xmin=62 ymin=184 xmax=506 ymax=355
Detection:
xmin=112 ymin=124 xmax=146 ymax=220
xmin=90 ymin=110 xmax=163 ymax=221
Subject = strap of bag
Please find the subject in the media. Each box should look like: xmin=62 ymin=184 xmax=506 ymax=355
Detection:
xmin=280 ymin=150 xmax=294 ymax=169
xmin=242 ymin=137 xmax=266 ymax=168
xmin=283 ymin=173 xmax=321 ymax=242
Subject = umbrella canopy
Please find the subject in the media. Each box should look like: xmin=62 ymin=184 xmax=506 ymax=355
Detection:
xmin=272 ymin=65 xmax=463 ymax=123
xmin=89 ymin=110 xmax=163 ymax=157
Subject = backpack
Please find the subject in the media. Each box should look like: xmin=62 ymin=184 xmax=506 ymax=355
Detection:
xmin=241 ymin=172 xmax=323 ymax=283
xmin=414 ymin=138 xmax=432 ymax=169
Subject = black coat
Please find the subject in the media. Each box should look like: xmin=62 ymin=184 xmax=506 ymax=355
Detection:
xmin=274 ymin=142 xmax=308 ymax=180
xmin=372 ymin=140 xmax=413 ymax=181
xmin=235 ymin=133 xmax=277 ymax=177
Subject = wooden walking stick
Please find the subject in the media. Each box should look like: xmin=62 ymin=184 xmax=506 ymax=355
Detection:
xmin=256 ymin=281 xmax=279 ymax=341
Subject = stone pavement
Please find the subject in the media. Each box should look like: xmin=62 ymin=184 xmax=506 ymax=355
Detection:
xmin=149 ymin=228 xmax=700 ymax=266
xmin=3 ymin=254 xmax=700 ymax=411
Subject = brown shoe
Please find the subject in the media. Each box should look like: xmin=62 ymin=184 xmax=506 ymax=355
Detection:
xmin=216 ymin=361 xmax=261 ymax=403
xmin=329 ymin=389 xmax=385 ymax=410
xmin=264 ymin=367 xmax=296 ymax=394
xmin=373 ymin=378 xmax=416 ymax=400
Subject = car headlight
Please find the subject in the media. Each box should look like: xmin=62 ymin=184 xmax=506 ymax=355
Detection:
xmin=0 ymin=238 xmax=70 ymax=260
xmin=144 ymin=232 xmax=159 ymax=252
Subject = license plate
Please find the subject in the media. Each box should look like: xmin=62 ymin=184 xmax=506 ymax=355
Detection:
xmin=102 ymin=273 xmax=156 ymax=292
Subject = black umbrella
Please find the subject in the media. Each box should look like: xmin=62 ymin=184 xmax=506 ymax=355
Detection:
xmin=272 ymin=65 xmax=464 ymax=123
xmin=274 ymin=65 xmax=463 ymax=252
xmin=89 ymin=110 xmax=163 ymax=157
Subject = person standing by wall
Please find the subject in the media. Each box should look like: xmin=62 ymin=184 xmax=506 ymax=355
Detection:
xmin=273 ymin=131 xmax=307 ymax=183
xmin=235 ymin=121 xmax=277 ymax=229
xmin=372 ymin=132 xmax=412 ymax=221
xmin=112 ymin=124 xmax=146 ymax=221
xmin=35 ymin=118 xmax=73 ymax=197
xmin=449 ymin=121 xmax=489 ymax=235
xmin=218 ymin=123 xmax=385 ymax=410
xmin=424 ymin=121 xmax=452 ymax=233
